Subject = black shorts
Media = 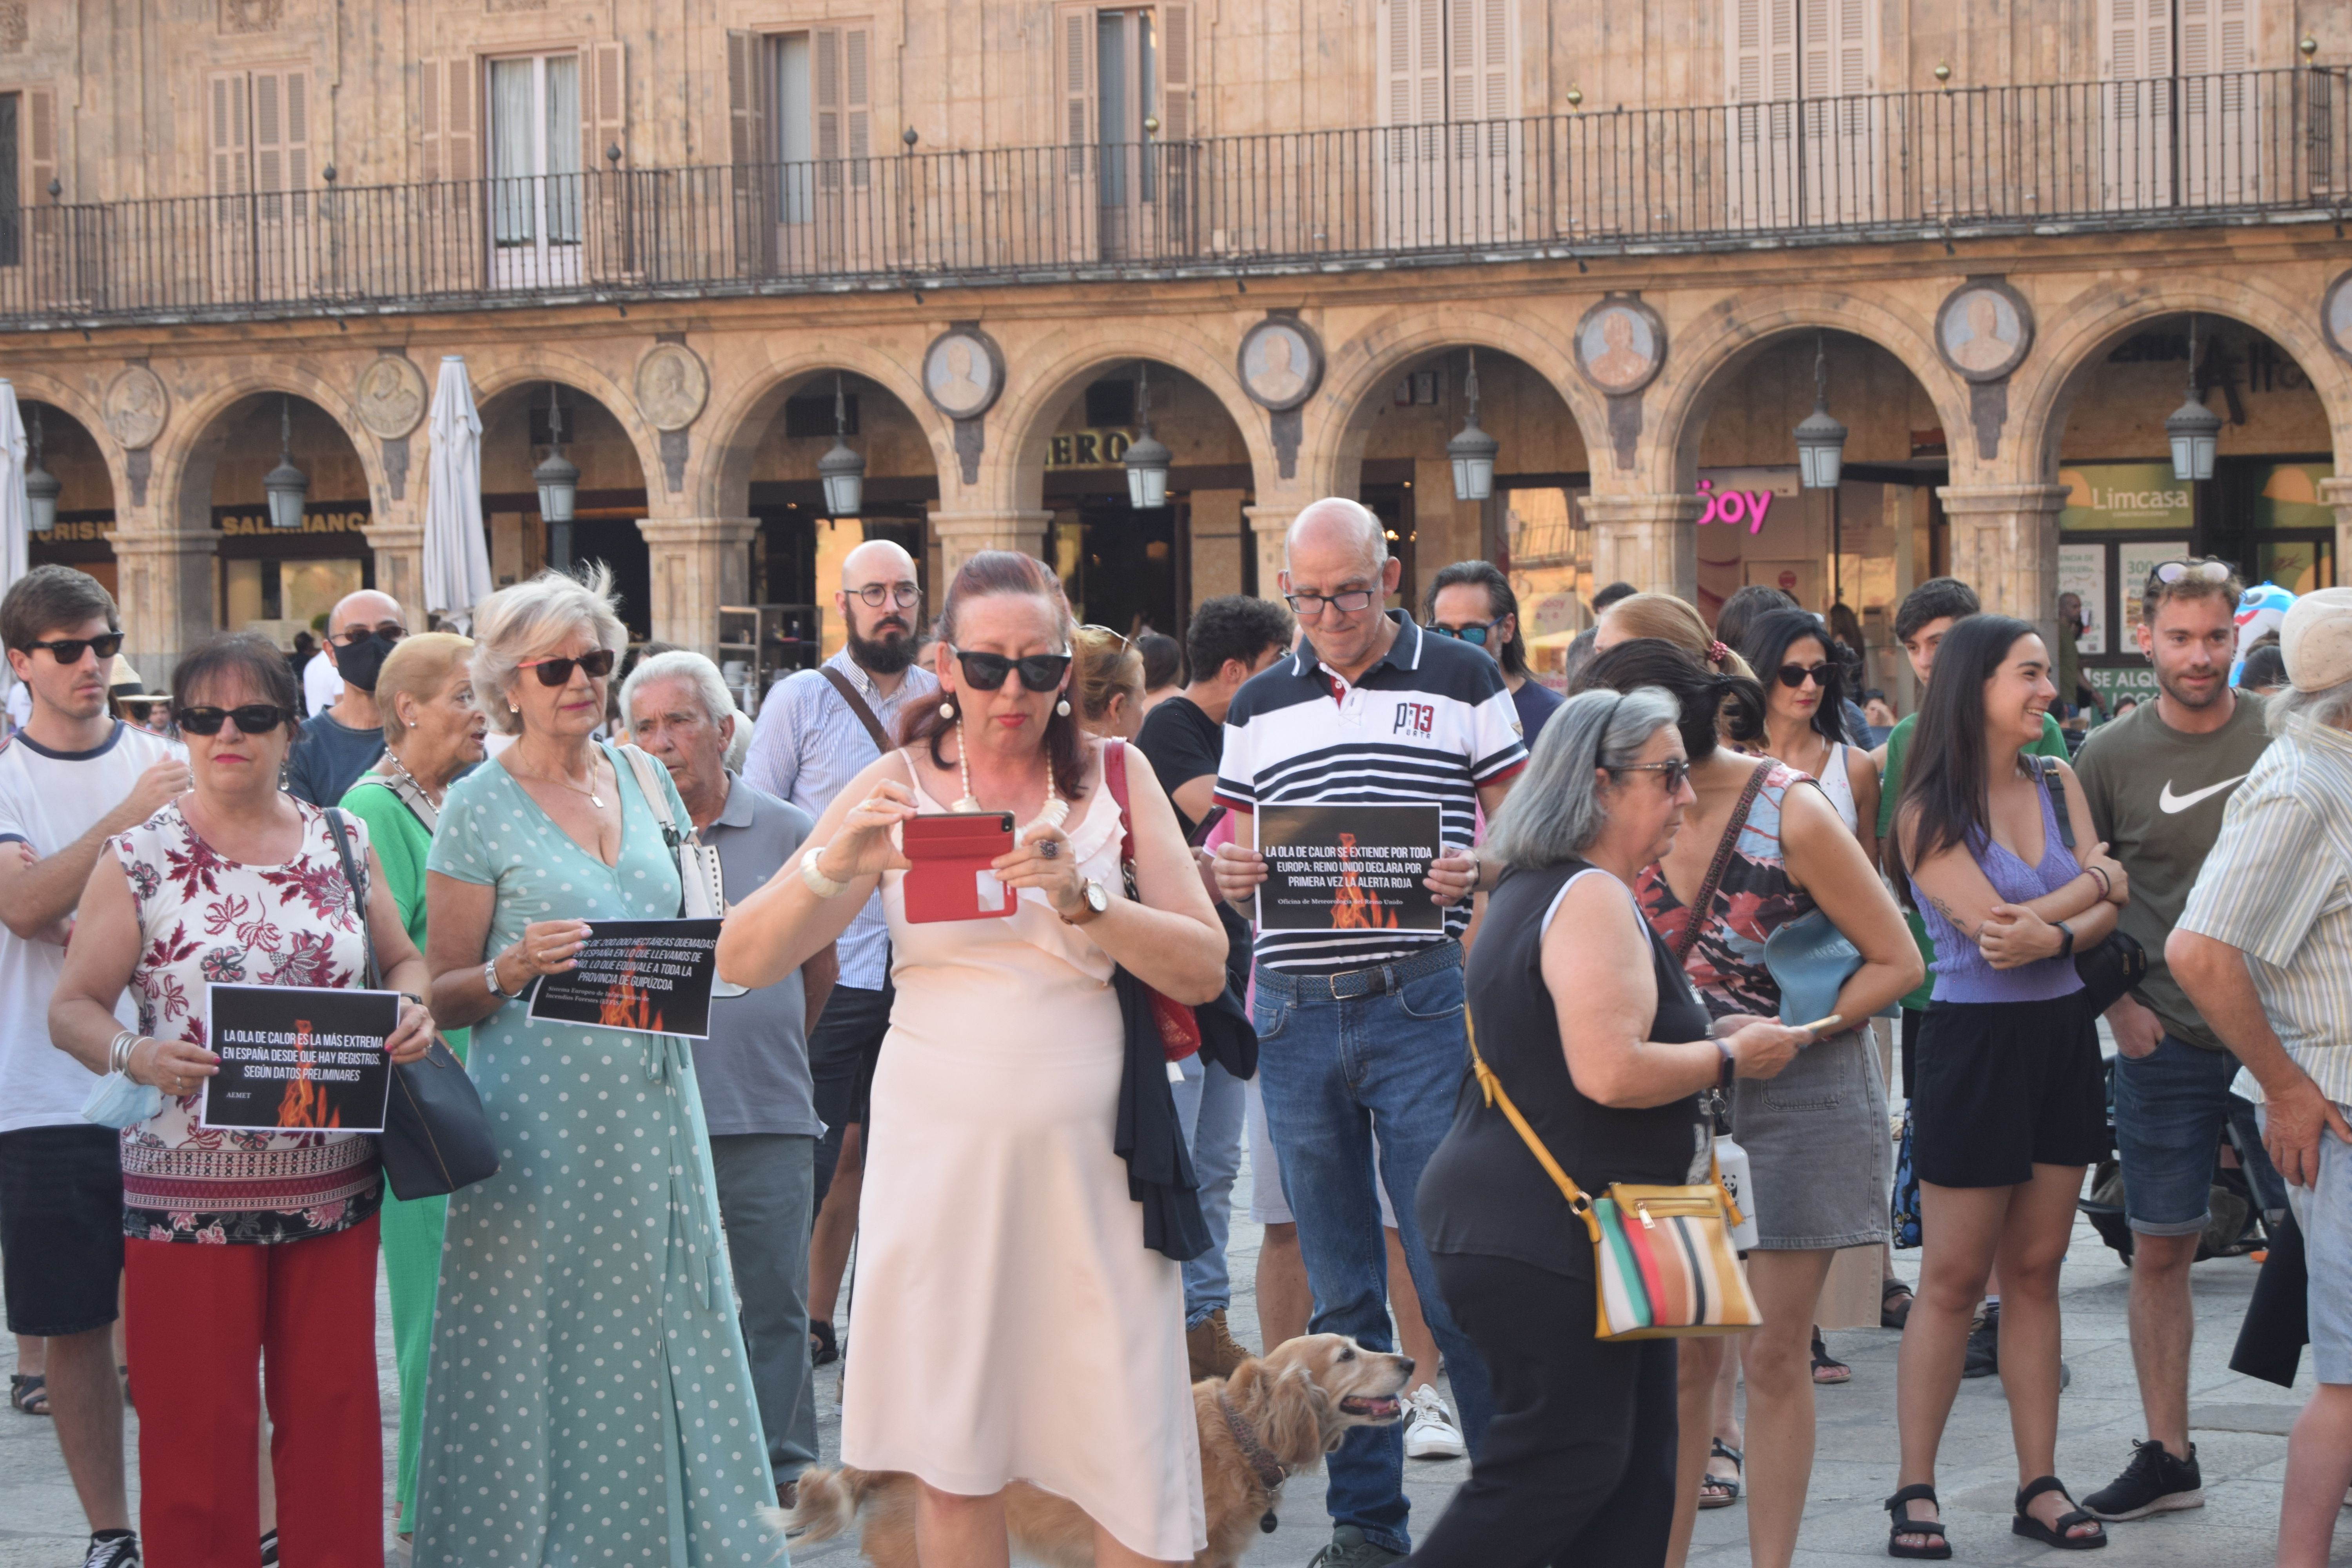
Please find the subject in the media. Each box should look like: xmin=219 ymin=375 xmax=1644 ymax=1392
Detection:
xmin=810 ymin=982 xmax=895 ymax=1210
xmin=1912 ymin=994 xmax=2107 ymax=1188
xmin=0 ymin=1124 xmax=125 ymax=1336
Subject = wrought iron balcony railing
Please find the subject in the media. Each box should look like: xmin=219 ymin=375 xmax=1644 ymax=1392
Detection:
xmin=0 ymin=67 xmax=2343 ymax=326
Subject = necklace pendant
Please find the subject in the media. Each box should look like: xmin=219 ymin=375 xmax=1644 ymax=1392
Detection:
xmin=953 ymin=795 xmax=985 ymax=814
xmin=592 ymin=793 xmax=606 ymax=809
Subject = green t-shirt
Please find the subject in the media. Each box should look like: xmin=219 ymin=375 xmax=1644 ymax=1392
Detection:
xmin=2073 ymin=692 xmax=2272 ymax=1049
xmin=1878 ymin=710 xmax=2071 ymax=1012
xmin=339 ymin=774 xmax=469 ymax=1063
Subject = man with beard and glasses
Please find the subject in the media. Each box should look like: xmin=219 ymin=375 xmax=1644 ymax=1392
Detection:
xmin=745 ymin=539 xmax=938 ymax=1370
xmin=284 ymin=589 xmax=402 ymax=805
xmin=2073 ymin=558 xmax=2275 ymax=1525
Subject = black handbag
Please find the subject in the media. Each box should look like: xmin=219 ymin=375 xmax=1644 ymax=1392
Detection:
xmin=321 ymin=807 xmax=501 ymax=1202
xmin=2032 ymin=759 xmax=2148 ymax=1015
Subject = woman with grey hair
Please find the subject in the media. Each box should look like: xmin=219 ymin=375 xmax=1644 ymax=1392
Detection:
xmin=414 ymin=566 xmax=779 ymax=1563
xmin=1410 ymin=689 xmax=1812 ymax=1568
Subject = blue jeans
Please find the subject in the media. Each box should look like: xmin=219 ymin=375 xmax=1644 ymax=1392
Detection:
xmin=2113 ymin=1034 xmax=2240 ymax=1236
xmin=1171 ymin=1054 xmax=1246 ymax=1327
xmin=1252 ymin=949 xmax=1494 ymax=1557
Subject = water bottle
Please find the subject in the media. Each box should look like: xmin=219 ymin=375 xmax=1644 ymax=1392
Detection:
xmin=1714 ymin=1132 xmax=1760 ymax=1252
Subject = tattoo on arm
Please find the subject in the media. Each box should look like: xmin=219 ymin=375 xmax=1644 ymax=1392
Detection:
xmin=1928 ymin=894 xmax=1979 ymax=942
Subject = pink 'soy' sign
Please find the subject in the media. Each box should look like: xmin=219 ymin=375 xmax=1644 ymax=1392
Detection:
xmin=1694 ymin=479 xmax=1776 ymax=535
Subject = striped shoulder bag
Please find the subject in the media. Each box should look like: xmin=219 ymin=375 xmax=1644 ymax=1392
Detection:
xmin=1465 ymin=1017 xmax=1760 ymax=1340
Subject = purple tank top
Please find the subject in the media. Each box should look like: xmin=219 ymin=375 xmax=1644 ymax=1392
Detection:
xmin=1909 ymin=772 xmax=2086 ymax=1004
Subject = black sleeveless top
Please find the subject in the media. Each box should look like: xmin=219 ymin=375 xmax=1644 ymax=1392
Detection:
xmin=1416 ymin=858 xmax=1712 ymax=1278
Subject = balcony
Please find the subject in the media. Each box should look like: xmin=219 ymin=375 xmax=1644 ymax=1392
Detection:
xmin=0 ymin=67 xmax=2344 ymax=328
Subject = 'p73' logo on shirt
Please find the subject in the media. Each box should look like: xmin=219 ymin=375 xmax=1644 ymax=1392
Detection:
xmin=1392 ymin=701 xmax=1436 ymax=738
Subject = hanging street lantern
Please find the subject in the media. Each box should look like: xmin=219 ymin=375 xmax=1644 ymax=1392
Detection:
xmin=2167 ymin=315 xmax=2223 ymax=484
xmin=23 ymin=403 xmax=59 ymax=535
xmin=818 ymin=373 xmax=866 ymax=517
xmin=532 ymin=383 xmax=581 ymax=526
xmin=263 ymin=395 xmax=310 ymax=530
xmin=1793 ymin=332 xmax=1847 ymax=491
xmin=1123 ymin=361 xmax=1172 ymax=510
xmin=1446 ymin=348 xmax=1499 ymax=503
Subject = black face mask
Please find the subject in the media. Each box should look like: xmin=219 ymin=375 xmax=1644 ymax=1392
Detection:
xmin=334 ymin=633 xmax=396 ymax=693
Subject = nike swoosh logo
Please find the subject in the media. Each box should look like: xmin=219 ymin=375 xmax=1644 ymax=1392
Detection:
xmin=2158 ymin=775 xmax=2249 ymax=813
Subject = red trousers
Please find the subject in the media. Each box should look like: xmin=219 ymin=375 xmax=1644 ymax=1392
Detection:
xmin=125 ymin=1215 xmax=383 ymax=1568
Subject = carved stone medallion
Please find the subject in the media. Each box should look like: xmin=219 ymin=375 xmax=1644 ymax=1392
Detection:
xmin=1935 ymin=278 xmax=2035 ymax=383
xmin=923 ymin=328 xmax=1005 ymax=420
xmin=1574 ymin=296 xmax=1666 ymax=396
xmin=354 ymin=355 xmax=428 ymax=441
xmin=102 ymin=366 xmax=169 ymax=450
xmin=634 ymin=343 xmax=710 ymax=431
xmin=1236 ymin=318 xmax=1323 ymax=411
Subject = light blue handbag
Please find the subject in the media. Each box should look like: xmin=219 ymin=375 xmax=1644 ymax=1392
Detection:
xmin=1761 ymin=907 xmax=1880 ymax=1027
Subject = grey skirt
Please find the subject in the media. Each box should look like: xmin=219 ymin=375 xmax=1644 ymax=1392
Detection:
xmin=1730 ymin=1025 xmax=1892 ymax=1250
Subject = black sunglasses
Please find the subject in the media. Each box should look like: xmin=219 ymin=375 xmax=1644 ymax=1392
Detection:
xmin=517 ymin=648 xmax=618 ymax=687
xmin=1775 ymin=662 xmax=1831 ymax=690
xmin=22 ymin=632 xmax=124 ymax=665
xmin=331 ymin=624 xmax=408 ymax=648
xmin=175 ymin=704 xmax=292 ymax=737
xmin=952 ymin=648 xmax=1072 ymax=693
xmin=1612 ymin=759 xmax=1691 ymax=793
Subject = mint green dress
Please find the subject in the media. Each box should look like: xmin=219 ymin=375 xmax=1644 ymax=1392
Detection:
xmin=338 ymin=773 xmax=471 ymax=1535
xmin=412 ymin=745 xmax=779 ymax=1565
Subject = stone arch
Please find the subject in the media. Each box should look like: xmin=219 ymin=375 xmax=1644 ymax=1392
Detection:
xmin=1642 ymin=289 xmax=1974 ymax=494
xmin=0 ymin=367 xmax=130 ymax=512
xmin=695 ymin=338 xmax=948 ymax=519
xmin=468 ymin=347 xmax=666 ymax=511
xmin=2012 ymin=274 xmax=2352 ymax=479
xmin=1303 ymin=303 xmax=1605 ymax=501
xmin=980 ymin=320 xmax=1281 ymax=514
xmin=154 ymin=363 xmax=393 ymax=541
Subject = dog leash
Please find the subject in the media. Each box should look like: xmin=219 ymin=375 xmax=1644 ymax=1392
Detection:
xmin=1215 ymin=1388 xmax=1288 ymax=1534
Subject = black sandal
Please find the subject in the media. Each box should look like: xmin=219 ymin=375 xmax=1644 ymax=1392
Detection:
xmin=1882 ymin=1278 xmax=1915 ymax=1329
xmin=8 ymin=1373 xmax=47 ymax=1416
xmin=809 ymin=1319 xmax=838 ymax=1367
xmin=1698 ymin=1439 xmax=1743 ymax=1508
xmin=1812 ymin=1327 xmax=1852 ymax=1385
xmin=1884 ymin=1483 xmax=1951 ymax=1559
xmin=2012 ymin=1475 xmax=2107 ymax=1550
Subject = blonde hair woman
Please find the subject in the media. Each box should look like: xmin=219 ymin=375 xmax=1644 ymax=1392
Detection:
xmin=1073 ymin=624 xmax=1148 ymax=740
xmin=414 ymin=567 xmax=779 ymax=1563
xmin=1597 ymin=591 xmax=1760 ymax=682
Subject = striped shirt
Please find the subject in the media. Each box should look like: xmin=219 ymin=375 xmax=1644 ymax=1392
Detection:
xmin=1215 ymin=613 xmax=1527 ymax=973
xmin=744 ymin=649 xmax=940 ymax=990
xmin=2177 ymin=717 xmax=2352 ymax=1107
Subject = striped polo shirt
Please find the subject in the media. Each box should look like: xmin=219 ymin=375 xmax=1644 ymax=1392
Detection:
xmin=2178 ymin=716 xmax=2352 ymax=1108
xmin=1215 ymin=613 xmax=1528 ymax=973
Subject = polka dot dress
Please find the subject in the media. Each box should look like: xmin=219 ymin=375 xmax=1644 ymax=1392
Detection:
xmin=412 ymin=745 xmax=778 ymax=1565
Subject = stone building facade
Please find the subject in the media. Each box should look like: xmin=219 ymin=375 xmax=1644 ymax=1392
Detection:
xmin=0 ymin=0 xmax=2348 ymax=709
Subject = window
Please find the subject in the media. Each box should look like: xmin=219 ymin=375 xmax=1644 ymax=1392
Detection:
xmin=207 ymin=70 xmax=312 ymax=218
xmin=1722 ymin=0 xmax=1879 ymax=227
xmin=0 ymin=94 xmax=18 ymax=269
xmin=489 ymin=54 xmax=581 ymax=247
xmin=2098 ymin=0 xmax=2261 ymax=207
xmin=1054 ymin=4 xmax=1191 ymax=259
xmin=1377 ymin=0 xmax=1510 ymax=128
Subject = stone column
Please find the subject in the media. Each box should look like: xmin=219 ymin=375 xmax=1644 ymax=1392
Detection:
xmin=1245 ymin=504 xmax=1294 ymax=603
xmin=361 ymin=508 xmax=428 ymax=631
xmin=1938 ymin=483 xmax=2068 ymax=648
xmin=1580 ymin=493 xmax=1701 ymax=600
xmin=1188 ymin=488 xmax=1247 ymax=606
xmin=110 ymin=525 xmax=219 ymax=689
xmin=929 ymin=510 xmax=1053 ymax=582
xmin=638 ymin=517 xmax=758 ymax=661
xmin=2325 ymin=478 xmax=2352 ymax=586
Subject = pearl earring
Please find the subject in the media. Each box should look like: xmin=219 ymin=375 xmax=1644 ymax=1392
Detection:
xmin=1055 ymin=698 xmax=1072 ymax=717
xmin=407 ymin=719 xmax=418 ymax=729
xmin=938 ymin=698 xmax=956 ymax=720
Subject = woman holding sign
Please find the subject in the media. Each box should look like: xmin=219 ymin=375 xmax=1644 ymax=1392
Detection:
xmin=49 ymin=631 xmax=437 ymax=1566
xmin=720 ymin=550 xmax=1229 ymax=1567
xmin=415 ymin=566 xmax=780 ymax=1565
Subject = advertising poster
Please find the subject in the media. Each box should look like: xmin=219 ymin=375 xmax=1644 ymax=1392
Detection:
xmin=2118 ymin=541 xmax=2192 ymax=644
xmin=1255 ymin=805 xmax=1445 ymax=933
xmin=526 ymin=918 xmax=724 ymax=1040
xmin=2058 ymin=464 xmax=2193 ymax=532
xmin=2057 ymin=543 xmax=2108 ymax=655
xmin=200 ymin=985 xmax=399 ymax=1134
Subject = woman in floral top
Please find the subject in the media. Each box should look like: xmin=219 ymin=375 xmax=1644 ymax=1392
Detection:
xmin=51 ymin=632 xmax=435 ymax=1568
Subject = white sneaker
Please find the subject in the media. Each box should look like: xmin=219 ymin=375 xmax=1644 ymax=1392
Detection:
xmin=1402 ymin=1383 xmax=1466 ymax=1460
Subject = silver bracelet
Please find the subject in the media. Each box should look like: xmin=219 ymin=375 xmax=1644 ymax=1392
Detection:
xmin=108 ymin=1029 xmax=139 ymax=1076
xmin=485 ymin=956 xmax=521 ymax=1000
xmin=799 ymin=844 xmax=849 ymax=899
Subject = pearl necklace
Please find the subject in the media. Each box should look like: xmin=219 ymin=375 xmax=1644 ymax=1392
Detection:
xmin=953 ymin=717 xmax=1071 ymax=833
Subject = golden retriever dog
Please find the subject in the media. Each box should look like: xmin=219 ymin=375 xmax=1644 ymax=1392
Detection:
xmin=777 ymin=1332 xmax=1416 ymax=1568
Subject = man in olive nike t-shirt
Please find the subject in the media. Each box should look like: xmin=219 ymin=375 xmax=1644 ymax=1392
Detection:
xmin=2071 ymin=560 xmax=2272 ymax=1524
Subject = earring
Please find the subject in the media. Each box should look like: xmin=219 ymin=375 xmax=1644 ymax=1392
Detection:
xmin=1054 ymin=698 xmax=1072 ymax=717
xmin=939 ymin=698 xmax=956 ymax=720
xmin=407 ymin=720 xmax=417 ymax=729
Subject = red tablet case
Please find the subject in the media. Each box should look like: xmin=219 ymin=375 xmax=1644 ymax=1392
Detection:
xmin=901 ymin=813 xmax=1016 ymax=923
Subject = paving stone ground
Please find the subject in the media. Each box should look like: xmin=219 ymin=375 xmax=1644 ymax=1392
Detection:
xmin=2 ymin=1116 xmax=2344 ymax=1565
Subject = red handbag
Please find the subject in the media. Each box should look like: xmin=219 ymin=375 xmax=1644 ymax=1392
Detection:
xmin=1102 ymin=740 xmax=1203 ymax=1064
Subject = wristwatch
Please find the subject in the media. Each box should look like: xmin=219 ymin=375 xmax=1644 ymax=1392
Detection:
xmin=1060 ymin=878 xmax=1110 ymax=927
xmin=2054 ymin=920 xmax=2077 ymax=959
xmin=1714 ymin=1035 xmax=1737 ymax=1091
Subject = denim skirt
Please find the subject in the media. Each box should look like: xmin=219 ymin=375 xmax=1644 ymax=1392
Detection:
xmin=1730 ymin=1025 xmax=1893 ymax=1250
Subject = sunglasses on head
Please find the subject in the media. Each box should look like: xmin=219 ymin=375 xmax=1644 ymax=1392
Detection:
xmin=1427 ymin=616 xmax=1504 ymax=647
xmin=952 ymin=648 xmax=1072 ymax=693
xmin=2151 ymin=559 xmax=2232 ymax=587
xmin=22 ymin=632 xmax=124 ymax=666
xmin=1775 ymin=662 xmax=1831 ymax=689
xmin=516 ymin=648 xmax=617 ymax=687
xmin=175 ymin=704 xmax=292 ymax=737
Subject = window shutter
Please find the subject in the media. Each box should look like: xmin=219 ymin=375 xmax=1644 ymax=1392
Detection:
xmin=843 ymin=25 xmax=871 ymax=176
xmin=727 ymin=30 xmax=768 ymax=167
xmin=580 ymin=41 xmax=625 ymax=171
xmin=2178 ymin=0 xmax=2211 ymax=74
xmin=1459 ymin=0 xmax=1510 ymax=122
xmin=209 ymin=71 xmax=252 ymax=196
xmin=1835 ymin=0 xmax=1869 ymax=94
xmin=2100 ymin=0 xmax=2171 ymax=78
xmin=419 ymin=58 xmax=478 ymax=183
xmin=2216 ymin=0 xmax=2252 ymax=70
xmin=1799 ymin=0 xmax=1832 ymax=98
xmin=25 ymin=85 xmax=56 ymax=209
xmin=1726 ymin=0 xmax=1795 ymax=102
xmin=1158 ymin=4 xmax=1190 ymax=141
xmin=1056 ymin=4 xmax=1094 ymax=175
xmin=252 ymin=69 xmax=310 ymax=217
xmin=419 ymin=58 xmax=441 ymax=181
xmin=1378 ymin=0 xmax=1444 ymax=125
xmin=815 ymin=26 xmax=841 ymax=167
